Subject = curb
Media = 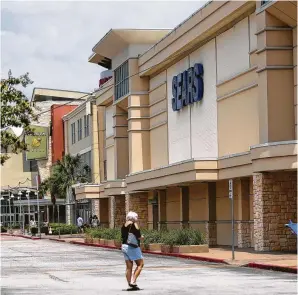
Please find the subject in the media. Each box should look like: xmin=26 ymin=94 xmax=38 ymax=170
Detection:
xmin=246 ymin=262 xmax=298 ymax=274
xmin=0 ymin=233 xmax=41 ymax=240
xmin=49 ymin=238 xmax=66 ymax=242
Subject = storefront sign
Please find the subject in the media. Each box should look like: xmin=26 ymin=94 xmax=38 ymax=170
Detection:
xmin=172 ymin=63 xmax=204 ymax=111
xmin=25 ymin=125 xmax=48 ymax=160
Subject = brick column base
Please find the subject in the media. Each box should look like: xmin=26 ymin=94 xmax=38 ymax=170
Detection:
xmin=115 ymin=196 xmax=125 ymax=228
xmin=91 ymin=199 xmax=100 ymax=217
xmin=253 ymin=172 xmax=297 ymax=251
xmin=205 ymin=222 xmax=217 ymax=246
xmin=125 ymin=193 xmax=148 ymax=229
xmin=109 ymin=196 xmax=115 ymax=229
xmin=237 ymin=222 xmax=251 ymax=248
xmin=99 ymin=198 xmax=109 ymax=228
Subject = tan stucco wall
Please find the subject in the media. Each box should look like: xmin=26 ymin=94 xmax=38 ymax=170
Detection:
xmin=1 ymin=153 xmax=37 ymax=188
xmin=216 ymin=17 xmax=250 ymax=83
xmin=166 ymin=187 xmax=180 ymax=229
xmin=294 ymin=26 xmax=297 ymax=138
xmin=189 ymin=183 xmax=208 ymax=221
xmin=150 ymin=125 xmax=168 ymax=169
xmin=218 ymin=86 xmax=259 ymax=156
xmin=149 ymin=70 xmax=168 ymax=169
xmin=106 ymin=145 xmax=115 ymax=180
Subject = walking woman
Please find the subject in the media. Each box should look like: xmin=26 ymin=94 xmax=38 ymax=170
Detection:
xmin=121 ymin=211 xmax=144 ymax=290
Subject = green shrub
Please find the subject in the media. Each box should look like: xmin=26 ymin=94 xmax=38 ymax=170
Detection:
xmin=50 ymin=224 xmax=78 ymax=235
xmin=143 ymin=230 xmax=163 ymax=248
xmin=101 ymin=228 xmax=121 ymax=240
xmin=1 ymin=227 xmax=7 ymax=233
xmin=87 ymin=228 xmax=121 ymax=241
xmin=160 ymin=228 xmax=205 ymax=246
xmin=89 ymin=229 xmax=102 ymax=239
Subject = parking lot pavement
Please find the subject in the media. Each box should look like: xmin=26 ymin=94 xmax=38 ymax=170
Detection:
xmin=1 ymin=236 xmax=296 ymax=295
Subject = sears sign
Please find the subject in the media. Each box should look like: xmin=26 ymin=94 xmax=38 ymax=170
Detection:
xmin=172 ymin=63 xmax=204 ymax=111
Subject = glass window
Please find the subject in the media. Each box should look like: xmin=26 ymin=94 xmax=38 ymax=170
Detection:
xmin=114 ymin=60 xmax=129 ymax=101
xmin=71 ymin=123 xmax=76 ymax=144
xmin=78 ymin=118 xmax=82 ymax=141
xmin=84 ymin=115 xmax=90 ymax=137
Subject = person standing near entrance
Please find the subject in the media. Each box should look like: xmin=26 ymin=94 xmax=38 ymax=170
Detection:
xmin=121 ymin=211 xmax=144 ymax=290
xmin=77 ymin=215 xmax=84 ymax=233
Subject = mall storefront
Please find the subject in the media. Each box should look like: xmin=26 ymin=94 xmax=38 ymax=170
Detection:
xmin=87 ymin=0 xmax=297 ymax=252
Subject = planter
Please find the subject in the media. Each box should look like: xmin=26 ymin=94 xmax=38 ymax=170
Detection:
xmin=107 ymin=240 xmax=115 ymax=247
xmin=114 ymin=240 xmax=122 ymax=248
xmin=172 ymin=244 xmax=209 ymax=254
xmin=140 ymin=243 xmax=145 ymax=251
xmin=99 ymin=239 xmax=105 ymax=245
xmin=93 ymin=238 xmax=100 ymax=244
xmin=161 ymin=244 xmax=173 ymax=253
xmin=41 ymin=227 xmax=49 ymax=235
xmin=85 ymin=236 xmax=93 ymax=243
xmin=148 ymin=243 xmax=164 ymax=252
xmin=31 ymin=227 xmax=38 ymax=236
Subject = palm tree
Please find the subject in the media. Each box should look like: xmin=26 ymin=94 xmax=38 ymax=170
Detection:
xmin=40 ymin=154 xmax=91 ymax=224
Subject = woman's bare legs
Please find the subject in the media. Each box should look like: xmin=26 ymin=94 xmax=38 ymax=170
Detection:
xmin=125 ymin=260 xmax=133 ymax=286
xmin=131 ymin=259 xmax=144 ymax=285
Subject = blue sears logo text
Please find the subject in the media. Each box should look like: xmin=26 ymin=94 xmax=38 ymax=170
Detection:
xmin=172 ymin=63 xmax=204 ymax=111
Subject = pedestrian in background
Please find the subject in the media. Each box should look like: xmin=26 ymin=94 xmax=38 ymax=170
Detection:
xmin=92 ymin=215 xmax=99 ymax=228
xmin=77 ymin=215 xmax=84 ymax=233
xmin=121 ymin=211 xmax=144 ymax=290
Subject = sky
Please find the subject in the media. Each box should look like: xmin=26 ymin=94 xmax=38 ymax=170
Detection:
xmin=1 ymin=0 xmax=208 ymax=99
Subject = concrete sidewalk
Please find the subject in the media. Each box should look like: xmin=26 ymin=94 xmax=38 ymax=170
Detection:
xmin=44 ymin=235 xmax=297 ymax=273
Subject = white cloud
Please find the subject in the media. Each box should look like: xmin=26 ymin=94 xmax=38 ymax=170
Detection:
xmin=1 ymin=1 xmax=208 ymax=98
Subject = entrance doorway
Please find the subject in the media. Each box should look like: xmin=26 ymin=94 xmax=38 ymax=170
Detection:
xmin=152 ymin=204 xmax=159 ymax=230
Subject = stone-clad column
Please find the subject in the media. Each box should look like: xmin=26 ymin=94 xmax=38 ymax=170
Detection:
xmin=237 ymin=178 xmax=251 ymax=248
xmin=114 ymin=196 xmax=126 ymax=228
xmin=253 ymin=172 xmax=297 ymax=251
xmin=109 ymin=196 xmax=115 ymax=229
xmin=99 ymin=198 xmax=109 ymax=228
xmin=125 ymin=193 xmax=148 ymax=229
xmin=205 ymin=222 xmax=217 ymax=246
xmin=237 ymin=222 xmax=251 ymax=248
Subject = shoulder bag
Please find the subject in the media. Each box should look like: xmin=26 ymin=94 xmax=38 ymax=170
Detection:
xmin=127 ymin=223 xmax=139 ymax=248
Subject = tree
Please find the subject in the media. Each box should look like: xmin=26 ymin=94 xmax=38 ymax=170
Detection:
xmin=40 ymin=154 xmax=91 ymax=202
xmin=1 ymin=70 xmax=37 ymax=165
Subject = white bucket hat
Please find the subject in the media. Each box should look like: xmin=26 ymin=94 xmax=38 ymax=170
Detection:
xmin=126 ymin=211 xmax=138 ymax=222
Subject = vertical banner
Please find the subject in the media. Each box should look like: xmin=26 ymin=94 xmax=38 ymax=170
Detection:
xmin=25 ymin=125 xmax=48 ymax=160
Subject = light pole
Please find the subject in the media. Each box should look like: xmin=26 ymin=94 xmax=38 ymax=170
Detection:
xmin=0 ymin=197 xmax=4 ymax=227
xmin=9 ymin=193 xmax=13 ymax=233
xmin=18 ymin=191 xmax=22 ymax=233
xmin=26 ymin=189 xmax=30 ymax=233
xmin=35 ymin=190 xmax=41 ymax=238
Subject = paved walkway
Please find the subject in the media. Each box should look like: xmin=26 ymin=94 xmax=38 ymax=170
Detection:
xmin=2 ymin=236 xmax=296 ymax=295
xmin=44 ymin=235 xmax=297 ymax=270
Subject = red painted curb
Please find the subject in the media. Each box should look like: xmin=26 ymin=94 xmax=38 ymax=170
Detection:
xmin=68 ymin=241 xmax=227 ymax=264
xmin=0 ymin=233 xmax=40 ymax=240
xmin=246 ymin=262 xmax=297 ymax=274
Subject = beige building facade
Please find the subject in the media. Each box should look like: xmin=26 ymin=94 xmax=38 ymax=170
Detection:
xmin=82 ymin=0 xmax=297 ymax=251
xmin=63 ymin=96 xmax=102 ymax=223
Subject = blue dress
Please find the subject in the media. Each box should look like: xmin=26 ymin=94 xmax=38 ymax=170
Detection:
xmin=121 ymin=223 xmax=143 ymax=261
